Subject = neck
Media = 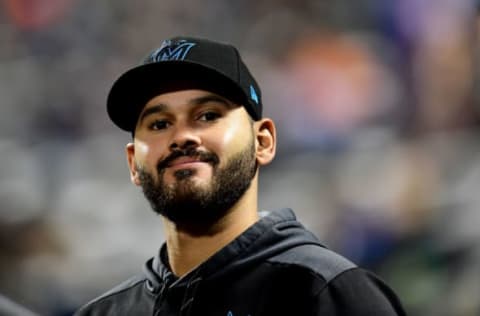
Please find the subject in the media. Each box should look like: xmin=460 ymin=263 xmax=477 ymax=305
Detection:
xmin=163 ymin=181 xmax=259 ymax=277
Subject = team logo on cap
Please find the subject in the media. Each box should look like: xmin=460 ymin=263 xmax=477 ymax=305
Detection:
xmin=249 ymin=85 xmax=259 ymax=105
xmin=148 ymin=39 xmax=196 ymax=62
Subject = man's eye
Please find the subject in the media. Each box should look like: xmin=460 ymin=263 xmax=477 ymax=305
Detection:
xmin=199 ymin=111 xmax=221 ymax=122
xmin=149 ymin=120 xmax=170 ymax=130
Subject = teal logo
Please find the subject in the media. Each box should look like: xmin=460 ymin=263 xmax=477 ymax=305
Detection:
xmin=149 ymin=40 xmax=196 ymax=62
xmin=249 ymin=85 xmax=259 ymax=105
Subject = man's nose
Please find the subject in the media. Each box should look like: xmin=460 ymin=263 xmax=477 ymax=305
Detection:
xmin=168 ymin=125 xmax=201 ymax=151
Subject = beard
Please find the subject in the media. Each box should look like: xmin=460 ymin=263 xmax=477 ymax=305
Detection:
xmin=136 ymin=139 xmax=257 ymax=228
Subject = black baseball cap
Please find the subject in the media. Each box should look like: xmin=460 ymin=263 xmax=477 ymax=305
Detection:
xmin=107 ymin=36 xmax=263 ymax=133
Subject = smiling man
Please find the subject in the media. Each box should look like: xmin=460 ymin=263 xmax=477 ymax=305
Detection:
xmin=130 ymin=90 xmax=261 ymax=233
xmin=75 ymin=36 xmax=406 ymax=316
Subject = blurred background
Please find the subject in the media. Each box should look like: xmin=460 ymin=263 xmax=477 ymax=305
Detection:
xmin=1 ymin=0 xmax=480 ymax=315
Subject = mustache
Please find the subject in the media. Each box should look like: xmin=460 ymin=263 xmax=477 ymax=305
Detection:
xmin=157 ymin=147 xmax=220 ymax=171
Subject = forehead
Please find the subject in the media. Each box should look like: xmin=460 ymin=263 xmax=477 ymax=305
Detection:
xmin=142 ymin=89 xmax=235 ymax=112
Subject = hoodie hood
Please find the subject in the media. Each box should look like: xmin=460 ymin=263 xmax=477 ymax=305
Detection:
xmin=76 ymin=208 xmax=405 ymax=316
xmin=143 ymin=208 xmax=325 ymax=293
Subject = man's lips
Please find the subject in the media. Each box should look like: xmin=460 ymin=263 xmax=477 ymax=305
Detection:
xmin=167 ymin=156 xmax=206 ymax=168
xmin=157 ymin=149 xmax=219 ymax=172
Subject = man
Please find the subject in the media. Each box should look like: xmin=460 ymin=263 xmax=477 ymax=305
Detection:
xmin=75 ymin=36 xmax=406 ymax=315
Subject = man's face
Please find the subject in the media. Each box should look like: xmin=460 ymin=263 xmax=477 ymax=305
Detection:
xmin=127 ymin=89 xmax=258 ymax=226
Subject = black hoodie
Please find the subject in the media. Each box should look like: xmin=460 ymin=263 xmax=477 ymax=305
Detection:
xmin=75 ymin=209 xmax=406 ymax=316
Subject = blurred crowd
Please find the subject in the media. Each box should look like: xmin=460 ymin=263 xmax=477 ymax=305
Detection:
xmin=1 ymin=0 xmax=480 ymax=315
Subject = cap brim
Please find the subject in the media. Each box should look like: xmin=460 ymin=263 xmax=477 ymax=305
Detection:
xmin=107 ymin=61 xmax=248 ymax=132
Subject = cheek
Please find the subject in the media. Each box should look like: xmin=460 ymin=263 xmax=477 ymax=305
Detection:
xmin=213 ymin=120 xmax=252 ymax=157
xmin=221 ymin=126 xmax=240 ymax=147
xmin=134 ymin=141 xmax=162 ymax=168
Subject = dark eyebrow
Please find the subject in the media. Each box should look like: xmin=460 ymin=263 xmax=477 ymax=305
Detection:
xmin=138 ymin=104 xmax=168 ymax=125
xmin=189 ymin=94 xmax=234 ymax=108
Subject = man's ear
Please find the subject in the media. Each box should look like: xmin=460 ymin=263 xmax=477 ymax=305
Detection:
xmin=254 ymin=118 xmax=276 ymax=166
xmin=126 ymin=143 xmax=141 ymax=186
